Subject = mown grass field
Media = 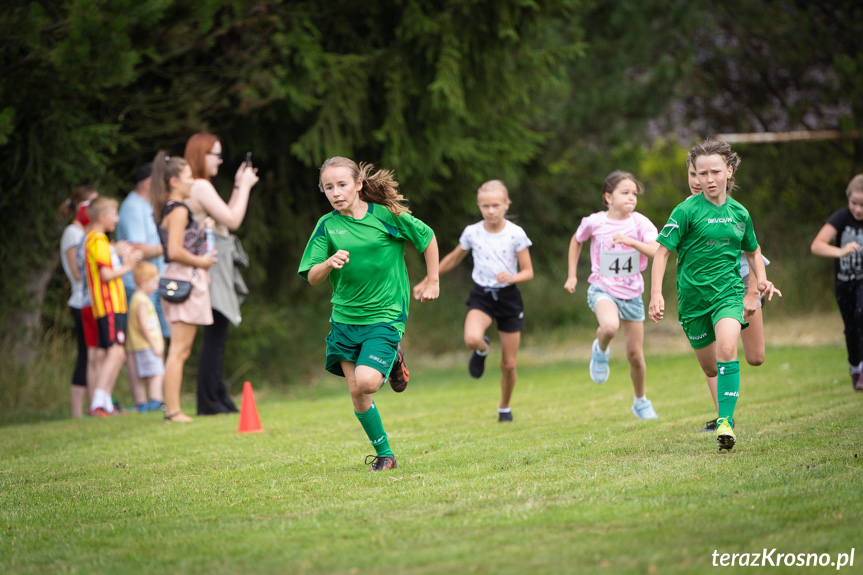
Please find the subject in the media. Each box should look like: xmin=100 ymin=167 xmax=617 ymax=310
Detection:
xmin=1 ymin=333 xmax=861 ymax=574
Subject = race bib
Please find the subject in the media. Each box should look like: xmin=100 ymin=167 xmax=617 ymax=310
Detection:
xmin=600 ymin=248 xmax=638 ymax=278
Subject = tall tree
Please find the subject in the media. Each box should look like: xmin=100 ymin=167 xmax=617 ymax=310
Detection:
xmin=0 ymin=1 xmax=286 ymax=356
xmin=215 ymin=0 xmax=586 ymax=296
xmin=677 ymin=0 xmax=863 ymax=165
xmin=0 ymin=1 xmax=586 ymax=353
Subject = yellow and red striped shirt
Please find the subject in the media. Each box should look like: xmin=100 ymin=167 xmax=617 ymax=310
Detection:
xmin=84 ymin=231 xmax=127 ymax=318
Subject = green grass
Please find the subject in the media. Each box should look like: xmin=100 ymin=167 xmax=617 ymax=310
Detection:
xmin=1 ymin=344 xmax=860 ymax=574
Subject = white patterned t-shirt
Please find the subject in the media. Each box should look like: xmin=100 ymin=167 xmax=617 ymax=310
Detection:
xmin=458 ymin=220 xmax=532 ymax=288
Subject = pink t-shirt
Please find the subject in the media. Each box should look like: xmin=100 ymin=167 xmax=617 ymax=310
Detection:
xmin=575 ymin=211 xmax=658 ymax=300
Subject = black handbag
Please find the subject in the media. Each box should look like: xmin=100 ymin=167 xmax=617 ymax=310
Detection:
xmin=158 ymin=276 xmax=192 ymax=303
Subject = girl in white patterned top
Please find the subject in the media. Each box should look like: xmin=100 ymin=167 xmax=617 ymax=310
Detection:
xmin=413 ymin=180 xmax=533 ymax=422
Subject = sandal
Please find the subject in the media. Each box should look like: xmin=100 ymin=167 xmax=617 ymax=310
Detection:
xmin=164 ymin=411 xmax=193 ymax=423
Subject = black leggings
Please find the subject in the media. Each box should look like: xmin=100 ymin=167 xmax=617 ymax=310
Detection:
xmin=834 ymin=280 xmax=863 ymax=366
xmin=196 ymin=310 xmax=239 ymax=415
xmin=70 ymin=307 xmax=87 ymax=387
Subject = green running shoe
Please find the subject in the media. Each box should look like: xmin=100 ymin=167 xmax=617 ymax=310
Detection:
xmin=715 ymin=417 xmax=736 ymax=451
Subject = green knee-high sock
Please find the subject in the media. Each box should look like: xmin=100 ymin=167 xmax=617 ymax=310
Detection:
xmin=354 ymin=401 xmax=393 ymax=457
xmin=716 ymin=360 xmax=740 ymax=426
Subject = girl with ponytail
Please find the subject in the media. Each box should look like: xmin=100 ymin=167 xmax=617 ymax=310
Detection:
xmin=151 ymin=150 xmax=218 ymax=423
xmin=299 ymin=156 xmax=440 ymax=471
xmin=60 ymin=185 xmax=99 ymax=417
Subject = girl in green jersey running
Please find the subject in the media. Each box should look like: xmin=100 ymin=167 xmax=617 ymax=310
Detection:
xmin=299 ymin=157 xmax=440 ymax=471
xmin=685 ymin=157 xmax=774 ymax=433
xmin=649 ymin=140 xmax=780 ymax=451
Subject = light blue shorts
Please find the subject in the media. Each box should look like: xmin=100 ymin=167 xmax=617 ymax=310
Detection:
xmin=587 ymin=284 xmax=645 ymax=322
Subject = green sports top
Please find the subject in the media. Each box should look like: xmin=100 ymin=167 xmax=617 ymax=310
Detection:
xmin=298 ymin=202 xmax=434 ymax=334
xmin=657 ymin=193 xmax=758 ymax=317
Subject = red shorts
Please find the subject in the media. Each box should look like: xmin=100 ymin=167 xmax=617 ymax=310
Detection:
xmin=82 ymin=306 xmax=98 ymax=348
xmin=96 ymin=313 xmax=127 ymax=349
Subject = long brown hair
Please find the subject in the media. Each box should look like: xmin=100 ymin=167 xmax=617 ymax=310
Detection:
xmin=319 ymin=156 xmax=410 ymax=216
xmin=58 ymin=185 xmax=97 ymax=220
xmin=688 ymin=139 xmax=741 ymax=193
xmin=184 ymin=133 xmax=219 ymax=181
xmin=150 ymin=150 xmax=190 ymax=223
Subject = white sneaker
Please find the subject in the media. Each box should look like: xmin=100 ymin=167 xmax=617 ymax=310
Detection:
xmin=588 ymin=339 xmax=610 ymax=383
xmin=631 ymin=398 xmax=658 ymax=419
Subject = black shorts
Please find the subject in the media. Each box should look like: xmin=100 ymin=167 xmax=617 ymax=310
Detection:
xmin=465 ymin=284 xmax=525 ymax=333
xmin=96 ymin=313 xmax=127 ymax=349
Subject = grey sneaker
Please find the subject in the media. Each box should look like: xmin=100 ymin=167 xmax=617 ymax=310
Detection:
xmin=498 ymin=411 xmax=513 ymax=422
xmin=588 ymin=339 xmax=610 ymax=383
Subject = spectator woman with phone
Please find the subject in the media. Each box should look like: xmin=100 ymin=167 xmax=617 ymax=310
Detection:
xmin=184 ymin=133 xmax=259 ymax=415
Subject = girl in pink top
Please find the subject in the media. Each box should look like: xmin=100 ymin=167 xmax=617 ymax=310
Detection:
xmin=564 ymin=171 xmax=660 ymax=419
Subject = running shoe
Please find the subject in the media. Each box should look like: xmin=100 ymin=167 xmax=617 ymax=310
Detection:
xmin=852 ymin=371 xmax=863 ymax=392
xmin=389 ymin=345 xmax=410 ymax=392
xmin=498 ymin=411 xmax=514 ymax=422
xmin=716 ymin=417 xmax=736 ymax=451
xmin=631 ymin=398 xmax=658 ymax=419
xmin=365 ymin=454 xmax=397 ymax=471
xmin=87 ymin=407 xmax=109 ymax=418
xmin=469 ymin=336 xmax=490 ymax=379
xmin=702 ymin=417 xmax=736 ymax=432
xmin=588 ymin=339 xmax=610 ymax=383
xmin=147 ymin=400 xmax=166 ymax=412
xmin=700 ymin=418 xmax=718 ymax=432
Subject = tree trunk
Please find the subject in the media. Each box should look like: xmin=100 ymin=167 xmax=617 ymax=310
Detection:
xmin=5 ymin=251 xmax=60 ymax=366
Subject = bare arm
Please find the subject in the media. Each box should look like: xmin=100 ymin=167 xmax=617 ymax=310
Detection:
xmin=497 ymin=247 xmax=533 ymax=285
xmin=307 ymin=250 xmax=349 ymax=286
xmin=131 ymin=243 xmax=163 ymax=259
xmin=227 ymin=164 xmax=259 ymax=214
xmin=417 ymin=234 xmax=440 ymax=302
xmin=811 ymin=223 xmax=860 ymax=258
xmin=135 ymin=302 xmax=161 ymax=352
xmin=412 ymin=243 xmax=468 ymax=299
xmin=438 ymin=243 xmax=470 ymax=276
xmin=190 ymin=172 xmax=255 ymax=231
xmin=744 ymin=246 xmax=781 ymax=305
xmin=612 ymin=233 xmax=660 ymax=258
xmin=163 ymin=210 xmax=217 ymax=269
xmin=99 ymin=249 xmax=142 ymax=282
xmin=564 ymin=233 xmax=582 ymax=293
xmin=66 ymin=246 xmax=81 ymax=282
xmin=648 ymin=245 xmax=672 ymax=323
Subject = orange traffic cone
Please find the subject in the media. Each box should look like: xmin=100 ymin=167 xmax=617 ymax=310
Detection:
xmin=237 ymin=381 xmax=263 ymax=433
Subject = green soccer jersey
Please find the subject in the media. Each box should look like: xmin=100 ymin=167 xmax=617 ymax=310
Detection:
xmin=657 ymin=193 xmax=758 ymax=317
xmin=298 ymin=203 xmax=434 ymax=334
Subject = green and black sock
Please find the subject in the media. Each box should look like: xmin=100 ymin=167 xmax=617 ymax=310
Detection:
xmin=716 ymin=360 xmax=740 ymax=427
xmin=355 ymin=401 xmax=393 ymax=457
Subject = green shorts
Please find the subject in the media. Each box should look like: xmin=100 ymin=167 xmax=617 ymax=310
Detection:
xmin=325 ymin=322 xmax=401 ymax=378
xmin=679 ymin=302 xmax=749 ymax=350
